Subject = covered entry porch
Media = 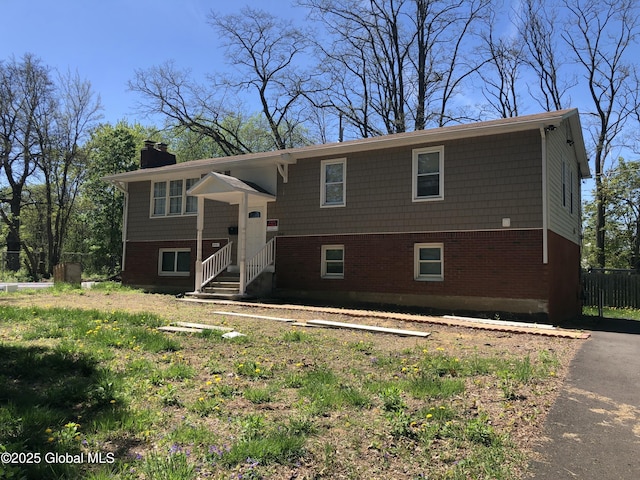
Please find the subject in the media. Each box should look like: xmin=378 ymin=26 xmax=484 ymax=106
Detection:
xmin=188 ymin=172 xmax=276 ymax=297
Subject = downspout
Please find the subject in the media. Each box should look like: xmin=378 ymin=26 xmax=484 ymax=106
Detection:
xmin=540 ymin=128 xmax=549 ymax=264
xmin=238 ymin=192 xmax=248 ymax=296
xmin=119 ymin=182 xmax=130 ymax=272
xmin=195 ymin=196 xmax=204 ymax=292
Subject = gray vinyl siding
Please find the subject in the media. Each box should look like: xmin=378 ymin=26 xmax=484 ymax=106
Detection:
xmin=269 ymin=130 xmax=543 ymax=236
xmin=546 ymin=125 xmax=582 ymax=245
xmin=127 ymin=181 xmax=237 ymax=241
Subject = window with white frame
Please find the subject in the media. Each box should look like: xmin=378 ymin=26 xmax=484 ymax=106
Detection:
xmin=321 ymin=158 xmax=346 ymax=207
xmin=158 ymin=248 xmax=191 ymax=276
xmin=151 ymin=178 xmax=199 ymax=217
xmin=321 ymin=245 xmax=344 ymax=278
xmin=412 ymin=146 xmax=444 ymax=201
xmin=185 ymin=178 xmax=198 ymax=214
xmin=414 ymin=243 xmax=444 ymax=281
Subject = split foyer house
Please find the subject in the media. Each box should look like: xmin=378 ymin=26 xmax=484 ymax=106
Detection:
xmin=104 ymin=109 xmax=590 ymax=322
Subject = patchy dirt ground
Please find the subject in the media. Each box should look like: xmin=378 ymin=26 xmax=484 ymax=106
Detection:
xmin=1 ymin=289 xmax=586 ymax=478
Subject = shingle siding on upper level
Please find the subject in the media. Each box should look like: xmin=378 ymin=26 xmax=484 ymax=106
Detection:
xmin=126 ymin=181 xmax=236 ymax=241
xmin=269 ymin=130 xmax=543 ymax=236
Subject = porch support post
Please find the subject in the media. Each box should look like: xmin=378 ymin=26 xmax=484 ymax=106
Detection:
xmin=194 ymin=196 xmax=204 ymax=292
xmin=238 ymin=192 xmax=248 ymax=296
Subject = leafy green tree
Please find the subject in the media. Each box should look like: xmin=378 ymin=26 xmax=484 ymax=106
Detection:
xmin=583 ymin=159 xmax=640 ymax=269
xmin=165 ymin=113 xmax=312 ymax=162
xmin=78 ymin=122 xmax=140 ymax=275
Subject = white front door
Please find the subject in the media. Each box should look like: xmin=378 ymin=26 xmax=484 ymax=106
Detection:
xmin=246 ymin=204 xmax=266 ymax=259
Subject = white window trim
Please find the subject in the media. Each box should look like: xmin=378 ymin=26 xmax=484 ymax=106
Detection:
xmin=321 ymin=244 xmax=344 ymax=279
xmin=320 ymin=158 xmax=347 ymax=208
xmin=414 ymin=243 xmax=444 ymax=281
xmin=158 ymin=248 xmax=191 ymax=277
xmin=412 ymin=146 xmax=444 ymax=202
xmin=150 ymin=177 xmax=199 ymax=218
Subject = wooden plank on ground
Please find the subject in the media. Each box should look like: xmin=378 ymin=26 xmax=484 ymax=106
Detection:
xmin=158 ymin=325 xmax=203 ymax=333
xmin=306 ymin=319 xmax=430 ymax=337
xmin=291 ymin=322 xmax=325 ymax=328
xmin=213 ymin=311 xmax=295 ymax=323
xmin=443 ymin=315 xmax=556 ymax=330
xmin=175 ymin=322 xmax=233 ymax=332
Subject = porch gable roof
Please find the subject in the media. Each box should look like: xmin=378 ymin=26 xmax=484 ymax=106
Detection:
xmin=187 ymin=172 xmax=275 ymax=205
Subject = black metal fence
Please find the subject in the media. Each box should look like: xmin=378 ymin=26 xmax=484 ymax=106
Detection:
xmin=582 ymin=269 xmax=640 ymax=309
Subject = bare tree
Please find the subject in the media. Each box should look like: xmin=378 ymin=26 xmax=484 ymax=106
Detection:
xmin=208 ymin=8 xmax=310 ymax=150
xmin=414 ymin=0 xmax=491 ymax=127
xmin=301 ymin=0 xmax=490 ymax=137
xmin=302 ymin=0 xmax=384 ymax=138
xmin=518 ymin=0 xmax=573 ymax=111
xmin=129 ymin=62 xmax=250 ymax=156
xmin=130 ymin=8 xmax=309 ymax=153
xmin=562 ymin=0 xmax=640 ymax=267
xmin=0 ymin=54 xmax=52 ymax=271
xmin=479 ymin=24 xmax=526 ymax=118
xmin=35 ymin=70 xmax=102 ymax=273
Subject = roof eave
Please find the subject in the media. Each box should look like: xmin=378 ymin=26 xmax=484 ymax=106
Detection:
xmin=103 ymin=109 xmax=588 ymax=183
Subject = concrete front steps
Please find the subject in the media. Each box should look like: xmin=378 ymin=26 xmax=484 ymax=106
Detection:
xmin=184 ymin=273 xmax=246 ymax=300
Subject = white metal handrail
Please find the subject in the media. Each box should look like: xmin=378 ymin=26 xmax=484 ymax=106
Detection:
xmin=245 ymin=237 xmax=276 ymax=287
xmin=201 ymin=241 xmax=233 ymax=289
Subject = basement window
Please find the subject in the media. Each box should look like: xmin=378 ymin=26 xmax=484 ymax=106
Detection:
xmin=158 ymin=249 xmax=191 ymax=276
xmin=321 ymin=245 xmax=344 ymax=279
xmin=414 ymin=243 xmax=444 ymax=281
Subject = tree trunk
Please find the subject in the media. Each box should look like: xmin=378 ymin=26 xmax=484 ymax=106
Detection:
xmin=5 ymin=198 xmax=22 ymax=272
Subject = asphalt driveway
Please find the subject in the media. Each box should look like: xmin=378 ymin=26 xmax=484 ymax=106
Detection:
xmin=528 ymin=319 xmax=640 ymax=479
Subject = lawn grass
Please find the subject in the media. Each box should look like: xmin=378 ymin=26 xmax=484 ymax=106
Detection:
xmin=582 ymin=305 xmax=640 ymax=321
xmin=0 ymin=291 xmax=574 ymax=479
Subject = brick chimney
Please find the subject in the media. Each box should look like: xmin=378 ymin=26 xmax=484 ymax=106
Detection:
xmin=140 ymin=140 xmax=177 ymax=169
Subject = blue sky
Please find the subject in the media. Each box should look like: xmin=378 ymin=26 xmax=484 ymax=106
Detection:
xmin=0 ymin=0 xmax=300 ymax=124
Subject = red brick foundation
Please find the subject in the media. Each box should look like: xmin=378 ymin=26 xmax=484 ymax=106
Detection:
xmin=122 ymin=239 xmax=228 ymax=291
xmin=547 ymin=230 xmax=582 ymax=321
xmin=275 ymin=229 xmax=582 ymax=321
xmin=275 ymin=230 xmax=548 ymax=300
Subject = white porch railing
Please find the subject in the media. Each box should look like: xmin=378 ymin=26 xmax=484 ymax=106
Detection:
xmin=201 ymin=241 xmax=233 ymax=289
xmin=245 ymin=237 xmax=276 ymax=287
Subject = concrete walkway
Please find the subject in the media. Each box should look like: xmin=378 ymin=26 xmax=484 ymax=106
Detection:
xmin=529 ymin=319 xmax=640 ymax=479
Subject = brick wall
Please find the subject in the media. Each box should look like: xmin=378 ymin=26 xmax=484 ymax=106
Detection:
xmin=547 ymin=230 xmax=581 ymax=321
xmin=275 ymin=229 xmax=547 ymax=300
xmin=122 ymin=239 xmax=228 ymax=291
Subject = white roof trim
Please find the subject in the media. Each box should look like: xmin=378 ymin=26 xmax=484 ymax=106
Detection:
xmin=187 ymin=172 xmax=275 ymax=205
xmin=103 ymin=109 xmax=590 ymax=182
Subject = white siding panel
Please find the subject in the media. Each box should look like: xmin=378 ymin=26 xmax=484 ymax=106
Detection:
xmin=546 ymin=124 xmax=581 ymax=245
